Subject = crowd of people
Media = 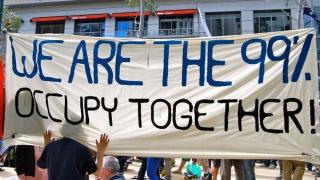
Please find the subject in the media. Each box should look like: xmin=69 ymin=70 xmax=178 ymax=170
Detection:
xmin=0 ymin=129 xmax=319 ymax=180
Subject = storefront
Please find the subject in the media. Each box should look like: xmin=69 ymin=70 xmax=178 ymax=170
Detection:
xmin=157 ymin=9 xmax=197 ymax=36
xmin=72 ymin=14 xmax=109 ymax=37
xmin=112 ymin=11 xmax=149 ymax=37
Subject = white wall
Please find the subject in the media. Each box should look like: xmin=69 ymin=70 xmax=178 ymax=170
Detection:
xmin=241 ymin=11 xmax=254 ymax=34
xmin=148 ymin=15 xmax=159 ymax=37
xmin=310 ymin=0 xmax=320 ymax=7
xmin=10 ymin=0 xmax=299 ymax=36
xmin=64 ymin=20 xmax=74 ymax=35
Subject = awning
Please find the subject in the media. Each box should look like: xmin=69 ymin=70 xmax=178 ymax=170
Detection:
xmin=71 ymin=13 xmax=110 ymax=20
xmin=112 ymin=11 xmax=151 ymax=18
xmin=31 ymin=16 xmax=67 ymax=22
xmin=156 ymin=9 xmax=198 ymax=16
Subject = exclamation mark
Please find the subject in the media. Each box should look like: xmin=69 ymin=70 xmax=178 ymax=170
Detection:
xmin=310 ymin=99 xmax=316 ymax=134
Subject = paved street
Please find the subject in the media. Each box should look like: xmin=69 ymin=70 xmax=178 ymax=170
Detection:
xmin=0 ymin=160 xmax=318 ymax=180
xmin=119 ymin=161 xmax=317 ymax=180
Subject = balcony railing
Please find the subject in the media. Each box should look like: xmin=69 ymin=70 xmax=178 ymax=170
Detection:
xmin=113 ymin=28 xmax=201 ymax=38
xmin=158 ymin=28 xmax=197 ymax=37
xmin=114 ymin=30 xmax=148 ymax=38
xmin=74 ymin=31 xmax=105 ymax=37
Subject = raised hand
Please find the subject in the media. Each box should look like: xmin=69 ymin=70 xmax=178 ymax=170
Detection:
xmin=96 ymin=133 xmax=109 ymax=153
xmin=94 ymin=133 xmax=110 ymax=177
xmin=44 ymin=129 xmax=54 ymax=146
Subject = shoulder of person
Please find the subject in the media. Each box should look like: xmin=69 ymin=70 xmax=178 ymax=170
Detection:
xmin=67 ymin=139 xmax=92 ymax=154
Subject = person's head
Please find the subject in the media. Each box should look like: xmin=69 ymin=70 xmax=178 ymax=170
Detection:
xmin=101 ymin=156 xmax=120 ymax=179
xmin=60 ymin=123 xmax=85 ymax=139
xmin=191 ymin=158 xmax=198 ymax=164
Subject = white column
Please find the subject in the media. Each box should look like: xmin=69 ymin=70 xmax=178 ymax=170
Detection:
xmin=64 ymin=20 xmax=74 ymax=35
xmin=291 ymin=8 xmax=300 ymax=30
xmin=148 ymin=15 xmax=159 ymax=37
xmin=193 ymin=14 xmax=202 ymax=36
xmin=105 ymin=18 xmax=115 ymax=37
xmin=241 ymin=10 xmax=254 ymax=34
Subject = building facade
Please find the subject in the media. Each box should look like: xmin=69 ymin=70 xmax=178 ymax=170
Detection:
xmin=5 ymin=0 xmax=301 ymax=38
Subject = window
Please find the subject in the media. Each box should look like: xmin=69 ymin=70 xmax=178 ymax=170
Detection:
xmin=205 ymin=12 xmax=241 ymax=36
xmin=254 ymin=10 xmax=291 ymax=33
xmin=74 ymin=19 xmax=105 ymax=37
xmin=159 ymin=15 xmax=193 ymax=36
xmin=115 ymin=17 xmax=148 ymax=37
xmin=36 ymin=21 xmax=65 ymax=34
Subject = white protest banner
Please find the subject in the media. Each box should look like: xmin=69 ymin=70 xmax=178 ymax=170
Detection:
xmin=4 ymin=29 xmax=320 ymax=163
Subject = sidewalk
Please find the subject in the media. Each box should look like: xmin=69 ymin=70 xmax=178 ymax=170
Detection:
xmin=0 ymin=161 xmax=317 ymax=180
xmin=115 ymin=160 xmax=317 ymax=180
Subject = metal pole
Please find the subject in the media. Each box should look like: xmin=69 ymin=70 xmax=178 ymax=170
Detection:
xmin=196 ymin=2 xmax=200 ymax=36
xmin=138 ymin=0 xmax=145 ymax=38
xmin=0 ymin=0 xmax=4 ymax=61
xmin=0 ymin=0 xmax=4 ymax=28
xmin=315 ymin=164 xmax=318 ymax=180
xmin=298 ymin=0 xmax=304 ymax=29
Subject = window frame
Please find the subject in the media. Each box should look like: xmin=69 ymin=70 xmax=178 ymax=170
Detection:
xmin=74 ymin=19 xmax=106 ymax=37
xmin=205 ymin=11 xmax=241 ymax=36
xmin=35 ymin=21 xmax=65 ymax=34
xmin=253 ymin=10 xmax=291 ymax=33
xmin=158 ymin=15 xmax=194 ymax=36
xmin=115 ymin=17 xmax=148 ymax=37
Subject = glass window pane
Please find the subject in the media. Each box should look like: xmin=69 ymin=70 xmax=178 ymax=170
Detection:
xmin=206 ymin=18 xmax=213 ymax=34
xmin=284 ymin=15 xmax=291 ymax=30
xmin=254 ymin=17 xmax=260 ymax=33
xmin=187 ymin=20 xmax=193 ymax=35
xmin=224 ymin=18 xmax=235 ymax=35
xmin=235 ymin=17 xmax=241 ymax=35
xmin=74 ymin=20 xmax=105 ymax=37
xmin=213 ymin=19 xmax=222 ymax=36
xmin=254 ymin=10 xmax=291 ymax=33
xmin=36 ymin=21 xmax=65 ymax=34
xmin=205 ymin=12 xmax=241 ymax=36
xmin=116 ymin=21 xmax=130 ymax=37
xmin=159 ymin=15 xmax=193 ymax=36
xmin=271 ymin=16 xmax=284 ymax=31
xmin=160 ymin=21 xmax=171 ymax=35
xmin=259 ymin=17 xmax=271 ymax=32
xmin=115 ymin=18 xmax=148 ymax=37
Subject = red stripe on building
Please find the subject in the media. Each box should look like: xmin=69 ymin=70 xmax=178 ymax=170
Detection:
xmin=71 ymin=13 xmax=110 ymax=20
xmin=156 ymin=9 xmax=198 ymax=16
xmin=112 ymin=11 xmax=151 ymax=18
xmin=31 ymin=16 xmax=67 ymax=22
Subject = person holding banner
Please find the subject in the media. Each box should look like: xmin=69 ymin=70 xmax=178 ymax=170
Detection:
xmin=37 ymin=125 xmax=109 ymax=180
xmin=147 ymin=157 xmax=161 ymax=180
xmin=210 ymin=159 xmax=221 ymax=180
xmin=221 ymin=159 xmax=245 ymax=180
xmin=243 ymin=160 xmax=255 ymax=180
xmin=15 ymin=145 xmax=36 ymax=180
xmin=282 ymin=160 xmax=306 ymax=180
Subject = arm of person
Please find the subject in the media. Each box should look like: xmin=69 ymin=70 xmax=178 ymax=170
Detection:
xmin=93 ymin=134 xmax=109 ymax=177
xmin=37 ymin=146 xmax=48 ymax=169
xmin=37 ymin=130 xmax=53 ymax=169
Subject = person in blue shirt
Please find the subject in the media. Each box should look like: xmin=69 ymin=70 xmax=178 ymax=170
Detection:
xmin=37 ymin=124 xmax=109 ymax=180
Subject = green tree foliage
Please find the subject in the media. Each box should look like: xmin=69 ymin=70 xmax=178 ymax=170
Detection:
xmin=2 ymin=6 xmax=22 ymax=32
xmin=125 ymin=0 xmax=155 ymax=13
